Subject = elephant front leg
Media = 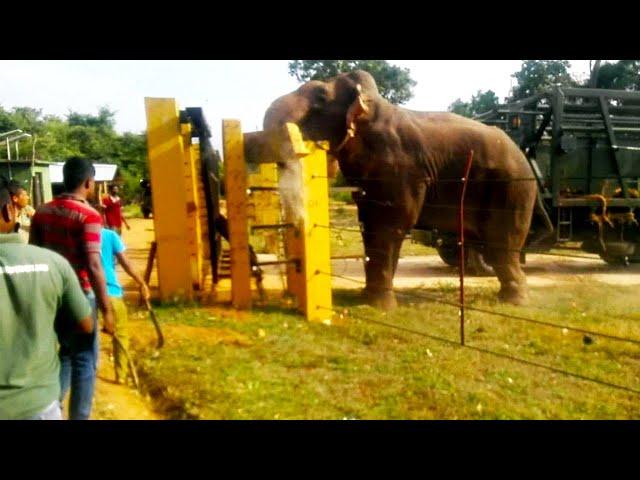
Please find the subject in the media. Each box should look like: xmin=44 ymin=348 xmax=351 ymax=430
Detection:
xmin=361 ymin=226 xmax=405 ymax=310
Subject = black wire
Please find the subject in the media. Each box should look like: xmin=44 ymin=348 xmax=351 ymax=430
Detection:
xmin=359 ymin=313 xmax=640 ymax=395
xmin=315 ymin=306 xmax=640 ymax=395
xmin=318 ymin=271 xmax=640 ymax=346
xmin=325 ymin=212 xmax=609 ymax=261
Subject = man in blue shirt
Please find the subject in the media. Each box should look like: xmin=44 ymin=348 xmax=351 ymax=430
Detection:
xmin=100 ymin=228 xmax=150 ymax=384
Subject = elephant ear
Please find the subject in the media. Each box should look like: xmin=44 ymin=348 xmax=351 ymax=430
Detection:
xmin=345 ymin=84 xmax=370 ymax=138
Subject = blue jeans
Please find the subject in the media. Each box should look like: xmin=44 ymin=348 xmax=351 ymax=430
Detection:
xmin=25 ymin=400 xmax=63 ymax=420
xmin=59 ymin=291 xmax=99 ymax=420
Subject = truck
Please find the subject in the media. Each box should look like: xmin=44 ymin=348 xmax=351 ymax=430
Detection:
xmin=413 ymin=86 xmax=640 ymax=268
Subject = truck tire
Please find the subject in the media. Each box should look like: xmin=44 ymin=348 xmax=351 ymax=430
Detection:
xmin=437 ymin=244 xmax=463 ymax=267
xmin=437 ymin=245 xmax=493 ymax=276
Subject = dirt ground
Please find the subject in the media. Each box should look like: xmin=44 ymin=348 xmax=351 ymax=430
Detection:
xmin=91 ymin=219 xmax=161 ymax=420
xmin=89 ymin=217 xmax=640 ymax=420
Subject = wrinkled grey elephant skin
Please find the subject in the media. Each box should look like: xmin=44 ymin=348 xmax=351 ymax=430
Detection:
xmin=245 ymin=70 xmax=541 ymax=309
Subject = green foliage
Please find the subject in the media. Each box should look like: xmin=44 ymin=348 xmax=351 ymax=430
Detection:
xmin=0 ymin=104 xmax=147 ymax=202
xmin=448 ymin=90 xmax=500 ymax=117
xmin=448 ymin=98 xmax=472 ymax=117
xmin=288 ymin=60 xmax=417 ymax=105
xmin=510 ymin=60 xmax=577 ymax=100
xmin=595 ymin=60 xmax=640 ymax=91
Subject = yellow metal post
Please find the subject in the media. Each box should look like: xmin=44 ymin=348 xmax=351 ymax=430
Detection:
xmin=283 ymin=124 xmax=332 ymax=323
xmin=181 ymin=122 xmax=204 ymax=290
xmin=247 ymin=162 xmax=280 ymax=254
xmin=144 ymin=98 xmax=194 ymax=302
xmin=223 ymin=119 xmax=252 ymax=309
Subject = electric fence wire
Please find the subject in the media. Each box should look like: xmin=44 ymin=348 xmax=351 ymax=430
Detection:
xmin=314 ymin=272 xmax=640 ymax=396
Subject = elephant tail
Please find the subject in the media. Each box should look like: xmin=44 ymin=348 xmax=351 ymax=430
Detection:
xmin=528 ymin=192 xmax=555 ymax=249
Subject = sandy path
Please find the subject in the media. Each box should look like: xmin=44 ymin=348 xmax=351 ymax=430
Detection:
xmin=256 ymin=252 xmax=640 ymax=291
xmin=90 ymin=219 xmax=162 ymax=420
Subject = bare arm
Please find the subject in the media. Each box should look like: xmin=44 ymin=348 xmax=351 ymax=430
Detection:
xmin=87 ymin=251 xmax=114 ymax=332
xmin=116 ymin=251 xmax=150 ymax=300
xmin=58 ymin=256 xmax=98 ymax=336
xmin=77 ymin=314 xmax=95 ymax=334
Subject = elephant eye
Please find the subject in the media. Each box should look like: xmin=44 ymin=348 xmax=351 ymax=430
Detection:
xmin=311 ymin=88 xmax=329 ymax=108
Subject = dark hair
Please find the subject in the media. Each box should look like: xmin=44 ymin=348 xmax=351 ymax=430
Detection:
xmin=7 ymin=179 xmax=25 ymax=197
xmin=63 ymin=156 xmax=96 ymax=192
xmin=0 ymin=176 xmax=12 ymax=210
xmin=108 ymin=184 xmax=118 ymax=193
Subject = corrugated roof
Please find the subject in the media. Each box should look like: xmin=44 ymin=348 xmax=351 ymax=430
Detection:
xmin=49 ymin=162 xmax=118 ymax=183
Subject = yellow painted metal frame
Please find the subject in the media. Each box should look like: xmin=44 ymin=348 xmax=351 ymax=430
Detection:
xmin=247 ymin=162 xmax=280 ymax=254
xmin=223 ymin=120 xmax=252 ymax=309
xmin=224 ymin=120 xmax=332 ymax=322
xmin=144 ymin=97 xmax=207 ymax=302
xmin=283 ymin=129 xmax=332 ymax=323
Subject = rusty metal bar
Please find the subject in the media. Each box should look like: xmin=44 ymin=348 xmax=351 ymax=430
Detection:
xmin=330 ymin=254 xmax=367 ymax=260
xmin=255 ymin=258 xmax=300 ymax=268
xmin=250 ymin=223 xmax=294 ymax=232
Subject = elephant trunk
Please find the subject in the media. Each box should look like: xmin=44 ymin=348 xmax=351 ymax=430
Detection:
xmin=245 ymin=93 xmax=311 ymax=225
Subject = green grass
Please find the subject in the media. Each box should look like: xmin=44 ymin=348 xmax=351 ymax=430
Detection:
xmin=329 ymin=202 xmax=437 ymax=258
xmin=122 ymin=203 xmax=143 ymax=219
xmin=130 ymin=281 xmax=640 ymax=420
xmin=127 ymin=199 xmax=639 ymax=419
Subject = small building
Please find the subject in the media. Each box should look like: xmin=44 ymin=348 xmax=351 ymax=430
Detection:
xmin=0 ymin=159 xmax=54 ymax=208
xmin=0 ymin=158 xmax=118 ymax=208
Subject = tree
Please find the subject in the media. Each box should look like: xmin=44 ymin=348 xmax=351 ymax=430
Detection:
xmin=448 ymin=98 xmax=471 ymax=117
xmin=470 ymin=90 xmax=500 ymax=115
xmin=67 ymin=106 xmax=116 ymax=130
xmin=0 ymin=105 xmax=148 ymax=202
xmin=288 ymin=60 xmax=417 ymax=105
xmin=0 ymin=105 xmax=19 ymax=133
xmin=448 ymin=90 xmax=500 ymax=117
xmin=594 ymin=60 xmax=640 ymax=91
xmin=510 ymin=60 xmax=577 ymax=100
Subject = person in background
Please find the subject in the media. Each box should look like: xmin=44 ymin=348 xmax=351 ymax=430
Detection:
xmin=102 ymin=184 xmax=130 ymax=236
xmin=0 ymin=176 xmax=93 ymax=420
xmin=100 ymin=227 xmax=150 ymax=384
xmin=8 ymin=181 xmax=35 ymax=244
xmin=30 ymin=157 xmax=114 ymax=420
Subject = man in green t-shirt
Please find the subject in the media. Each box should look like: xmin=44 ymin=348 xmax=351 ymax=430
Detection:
xmin=0 ymin=176 xmax=94 ymax=420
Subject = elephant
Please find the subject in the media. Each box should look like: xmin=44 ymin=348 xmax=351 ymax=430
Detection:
xmin=245 ymin=70 xmax=548 ymax=309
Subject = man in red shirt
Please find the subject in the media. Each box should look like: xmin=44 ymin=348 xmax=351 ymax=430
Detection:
xmin=30 ymin=157 xmax=114 ymax=420
xmin=101 ymin=184 xmax=130 ymax=236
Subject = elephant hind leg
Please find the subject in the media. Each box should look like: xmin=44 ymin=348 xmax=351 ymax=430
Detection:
xmin=484 ymin=249 xmax=529 ymax=305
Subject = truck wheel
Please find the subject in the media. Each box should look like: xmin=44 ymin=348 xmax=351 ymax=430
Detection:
xmin=467 ymin=248 xmax=494 ymax=276
xmin=437 ymin=245 xmax=493 ymax=276
xmin=600 ymin=254 xmax=630 ymax=266
xmin=437 ymin=244 xmax=464 ymax=267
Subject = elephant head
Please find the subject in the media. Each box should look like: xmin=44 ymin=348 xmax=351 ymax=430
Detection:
xmin=243 ymin=70 xmax=380 ymax=224
xmin=261 ymin=70 xmax=378 ymax=159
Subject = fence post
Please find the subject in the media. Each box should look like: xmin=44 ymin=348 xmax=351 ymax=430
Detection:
xmin=282 ymin=124 xmax=332 ymax=323
xmin=459 ymin=150 xmax=474 ymax=345
xmin=223 ymin=119 xmax=252 ymax=310
xmin=144 ymin=97 xmax=195 ymax=302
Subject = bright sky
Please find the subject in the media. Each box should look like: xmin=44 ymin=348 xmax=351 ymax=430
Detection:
xmin=0 ymin=60 xmax=594 ymax=153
